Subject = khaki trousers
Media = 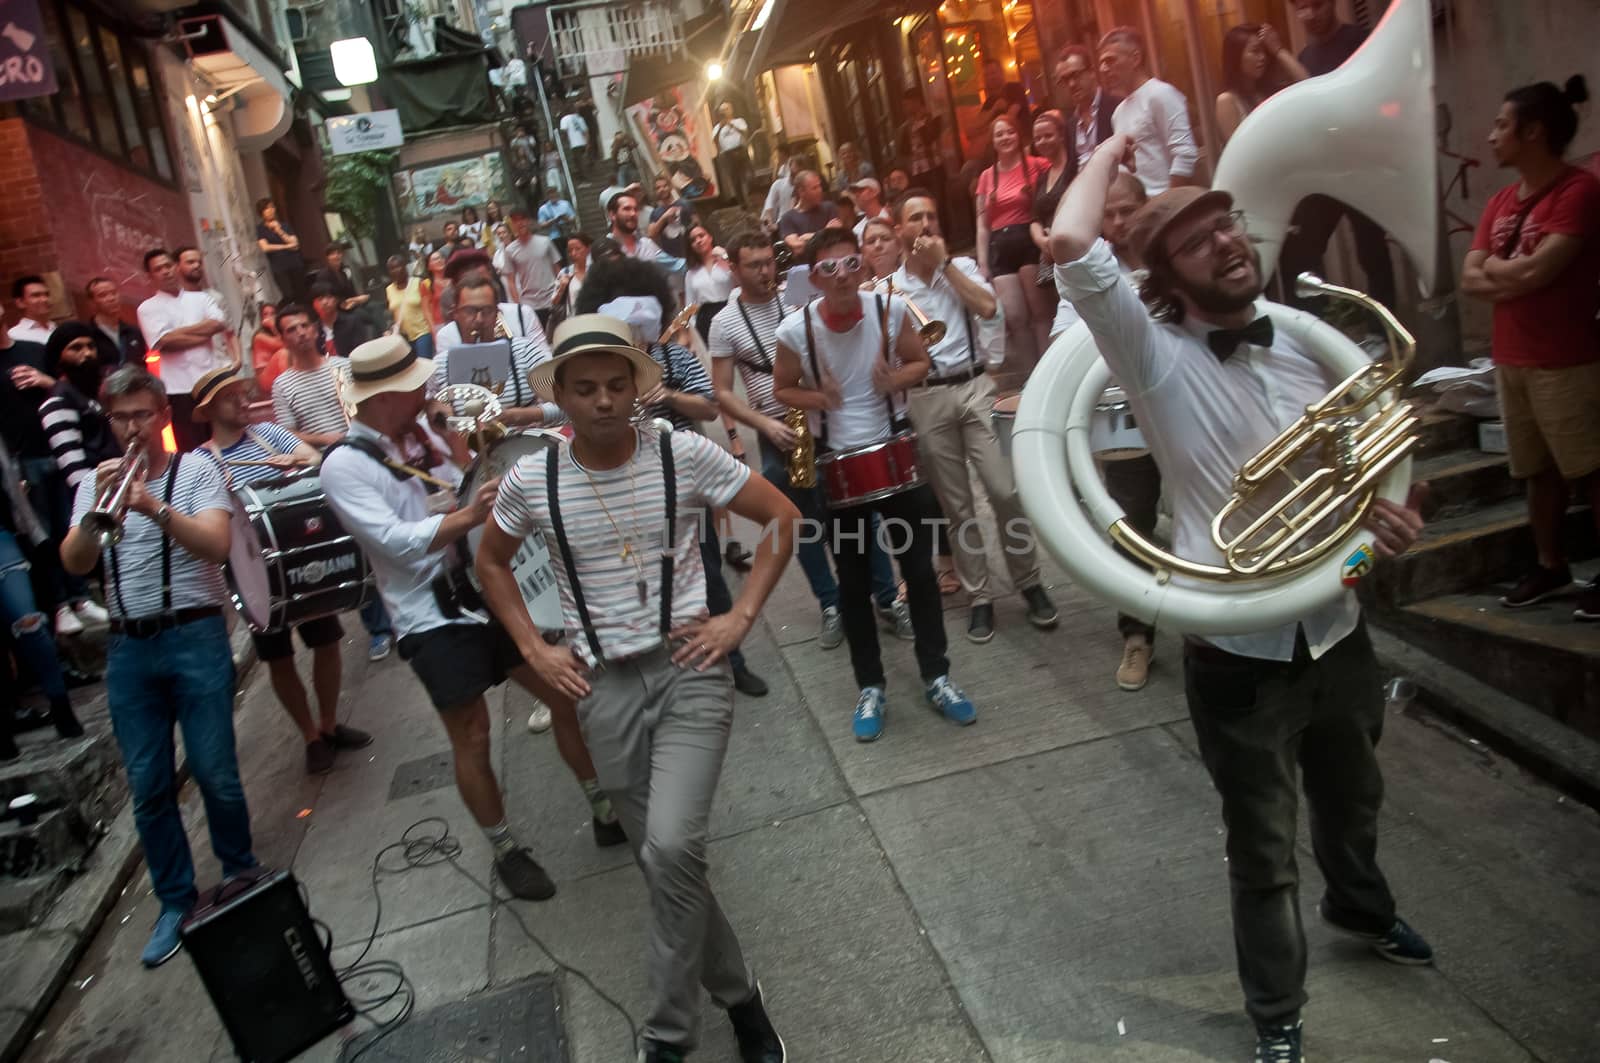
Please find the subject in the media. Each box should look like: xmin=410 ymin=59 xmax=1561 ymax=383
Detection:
xmin=906 ymin=373 xmax=1041 ymax=605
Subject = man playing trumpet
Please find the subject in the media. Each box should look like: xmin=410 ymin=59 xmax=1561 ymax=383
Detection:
xmin=891 ymin=190 xmax=1059 ymax=642
xmin=61 ymin=366 xmax=259 ymax=970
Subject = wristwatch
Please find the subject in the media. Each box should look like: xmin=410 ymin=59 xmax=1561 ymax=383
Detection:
xmin=154 ymin=504 xmax=173 ymax=527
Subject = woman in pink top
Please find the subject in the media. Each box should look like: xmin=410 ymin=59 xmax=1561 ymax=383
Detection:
xmin=975 ymin=114 xmax=1050 ymax=370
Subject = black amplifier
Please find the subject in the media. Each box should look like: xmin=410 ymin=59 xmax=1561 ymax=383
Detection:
xmin=181 ymin=869 xmax=354 ymax=1063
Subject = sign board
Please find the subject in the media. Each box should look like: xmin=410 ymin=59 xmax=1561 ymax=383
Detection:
xmin=393 ymin=152 xmax=512 ymax=224
xmin=0 ymin=0 xmax=57 ymax=102
xmin=325 ymin=110 xmax=405 ymax=155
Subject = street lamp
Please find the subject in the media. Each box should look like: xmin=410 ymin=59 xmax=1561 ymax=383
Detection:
xmin=706 ymin=61 xmax=724 ymax=81
xmin=330 ymin=37 xmax=378 ymax=86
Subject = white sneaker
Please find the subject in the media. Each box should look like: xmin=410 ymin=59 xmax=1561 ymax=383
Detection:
xmin=54 ymin=605 xmax=84 ymax=637
xmin=73 ymin=599 xmax=110 ymax=626
xmin=527 ymin=704 xmax=553 ymax=733
xmin=819 ymin=606 xmax=844 ymax=650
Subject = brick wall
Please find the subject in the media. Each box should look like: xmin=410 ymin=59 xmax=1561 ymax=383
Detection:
xmin=0 ymin=119 xmax=56 ymax=293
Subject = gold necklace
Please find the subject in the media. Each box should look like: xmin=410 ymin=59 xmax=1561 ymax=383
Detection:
xmin=575 ymin=436 xmax=649 ymax=604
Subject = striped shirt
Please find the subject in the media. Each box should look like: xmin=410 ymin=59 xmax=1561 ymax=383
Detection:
xmin=644 ymin=342 xmax=714 ymax=432
xmin=70 ymin=452 xmax=232 ymax=618
xmin=492 ymin=428 xmax=749 ymax=666
xmin=429 ymin=335 xmax=564 ymax=426
xmin=39 ymin=384 xmax=120 ymax=490
xmin=273 ymin=359 xmax=350 ymax=436
xmin=205 ymin=422 xmax=303 ymax=487
xmin=707 ymin=293 xmax=788 ymax=419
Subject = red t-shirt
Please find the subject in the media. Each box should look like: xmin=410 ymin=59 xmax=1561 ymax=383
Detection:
xmin=1471 ymin=166 xmax=1600 ymax=368
xmin=977 ymin=156 xmax=1050 ymax=229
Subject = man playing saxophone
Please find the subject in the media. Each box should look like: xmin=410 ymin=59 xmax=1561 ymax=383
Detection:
xmin=1049 ymin=134 xmax=1432 ymax=1063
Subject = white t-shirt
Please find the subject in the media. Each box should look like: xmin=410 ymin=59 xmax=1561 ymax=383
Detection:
xmin=685 ymin=260 xmax=735 ymax=306
xmin=492 ymin=428 xmax=750 ymax=666
xmin=8 ymin=319 xmax=54 ymax=344
xmin=773 ymin=292 xmax=908 ymax=450
xmin=71 ymin=452 xmax=232 ymax=617
xmin=501 ymin=234 xmax=561 ymax=310
xmin=435 ymin=302 xmax=541 ymax=349
xmin=713 ymin=117 xmax=748 ymax=153
xmin=708 ymin=292 xmax=790 ymax=420
xmin=1112 ymin=77 xmax=1199 ymax=196
xmin=136 ymin=289 xmax=228 ymax=394
xmin=560 ymin=113 xmax=589 ymax=148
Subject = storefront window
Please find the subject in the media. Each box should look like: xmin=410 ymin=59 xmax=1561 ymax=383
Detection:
xmin=66 ymin=6 xmax=122 ymax=156
xmin=35 ymin=1 xmax=92 ymax=144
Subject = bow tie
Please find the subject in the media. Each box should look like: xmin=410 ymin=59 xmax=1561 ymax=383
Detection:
xmin=1206 ymin=316 xmax=1274 ymax=361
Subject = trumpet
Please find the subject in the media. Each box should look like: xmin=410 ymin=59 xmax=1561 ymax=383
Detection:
xmin=878 ymin=277 xmax=946 ymax=346
xmin=80 ymin=448 xmax=149 ymax=547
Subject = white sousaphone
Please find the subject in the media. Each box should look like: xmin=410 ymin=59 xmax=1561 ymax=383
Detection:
xmin=1012 ymin=0 xmax=1438 ymax=636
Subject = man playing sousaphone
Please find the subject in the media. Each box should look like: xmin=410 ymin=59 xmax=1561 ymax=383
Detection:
xmin=191 ymin=365 xmax=371 ymax=776
xmin=1050 ymin=134 xmax=1433 ymax=1063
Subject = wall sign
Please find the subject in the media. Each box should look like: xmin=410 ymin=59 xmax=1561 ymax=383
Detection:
xmin=0 ymin=0 xmax=57 ymax=102
xmin=326 ymin=109 xmax=405 ymax=155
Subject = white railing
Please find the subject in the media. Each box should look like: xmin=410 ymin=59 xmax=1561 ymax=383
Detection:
xmin=547 ymin=1 xmax=684 ymax=77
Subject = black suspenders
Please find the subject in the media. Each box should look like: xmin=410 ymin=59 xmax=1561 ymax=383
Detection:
xmin=546 ymin=429 xmax=677 ymax=665
xmin=108 ymin=451 xmax=183 ymax=618
xmin=803 ymin=296 xmax=898 ymax=449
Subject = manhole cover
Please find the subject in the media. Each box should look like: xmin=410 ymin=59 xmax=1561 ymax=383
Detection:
xmin=388 ymin=751 xmax=456 ymax=802
xmin=341 ymin=975 xmax=564 ymax=1062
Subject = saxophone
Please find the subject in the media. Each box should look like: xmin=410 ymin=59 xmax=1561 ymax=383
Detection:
xmin=786 ymin=406 xmax=816 ymax=488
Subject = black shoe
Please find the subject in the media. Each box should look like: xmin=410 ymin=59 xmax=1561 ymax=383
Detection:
xmin=494 ymin=847 xmax=556 ymax=901
xmin=305 ymin=738 xmax=335 ymax=775
xmin=725 ymin=541 xmax=753 ymax=572
xmin=321 ymin=723 xmax=373 ymax=750
xmin=1500 ymin=563 xmax=1572 ymax=607
xmin=1575 ymin=579 xmax=1600 ymax=622
xmin=640 ymin=1040 xmax=689 ymax=1063
xmin=48 ymin=698 xmax=83 ymax=740
xmin=12 ymin=706 xmax=50 ymax=733
xmin=1253 ymin=1020 xmax=1303 ymax=1063
xmin=592 ymin=816 xmax=627 ymax=848
xmin=60 ymin=662 xmax=101 ymax=689
xmin=728 ymin=984 xmax=787 ymax=1063
xmin=967 ymin=603 xmax=995 ymax=644
xmin=1021 ymin=585 xmax=1058 ymax=629
xmin=732 ymin=667 xmax=769 ymax=697
xmin=0 ymin=732 xmax=17 ymax=762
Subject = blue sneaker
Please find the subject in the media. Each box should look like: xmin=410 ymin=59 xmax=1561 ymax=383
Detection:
xmin=368 ymin=633 xmax=394 ymax=662
xmin=141 ymin=908 xmax=185 ymax=968
xmin=852 ymin=687 xmax=886 ymax=742
xmin=925 ymin=675 xmax=977 ymax=726
xmin=1320 ymin=902 xmax=1434 ymax=965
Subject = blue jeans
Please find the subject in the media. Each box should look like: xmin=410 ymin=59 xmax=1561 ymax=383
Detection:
xmin=757 ymin=439 xmax=895 ymax=610
xmin=0 ymin=530 xmax=67 ymax=701
xmin=359 ymin=595 xmax=392 ymax=638
xmin=105 ymin=615 xmax=256 ymax=912
xmin=409 ymin=331 xmax=435 ymax=362
xmin=19 ymin=456 xmax=91 ymax=609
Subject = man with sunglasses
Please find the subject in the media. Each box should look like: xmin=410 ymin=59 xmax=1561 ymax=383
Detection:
xmin=773 ymin=228 xmax=979 ymax=742
xmin=1053 ymin=45 xmax=1119 ymax=173
xmin=60 ymin=366 xmax=258 ymax=970
xmin=1050 ymin=134 xmax=1433 ymax=1063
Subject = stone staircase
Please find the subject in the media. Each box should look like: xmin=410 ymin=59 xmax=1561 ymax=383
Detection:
xmin=1364 ymin=404 xmax=1600 ymax=761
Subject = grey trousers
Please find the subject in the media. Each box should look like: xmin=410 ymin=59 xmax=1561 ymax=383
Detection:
xmin=1183 ymin=623 xmax=1397 ymax=1028
xmin=577 ymin=646 xmax=756 ymax=1048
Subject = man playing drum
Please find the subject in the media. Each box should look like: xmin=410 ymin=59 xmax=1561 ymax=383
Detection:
xmin=475 ymin=314 xmax=796 ymax=1063
xmin=889 ymin=189 xmax=1059 ymax=643
xmin=320 ymin=336 xmax=626 ymax=905
xmin=773 ymin=228 xmax=980 ymax=742
xmin=1051 ymin=133 xmax=1433 ymax=1063
xmin=191 ymin=365 xmax=371 ymax=776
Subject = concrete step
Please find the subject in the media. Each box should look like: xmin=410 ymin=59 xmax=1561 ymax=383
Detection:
xmin=1375 ymin=559 xmax=1600 ymax=739
xmin=1365 ymin=497 xmax=1597 ymax=607
xmin=0 ymin=871 xmax=67 ymax=934
xmin=1411 ymin=406 xmax=1482 ymax=456
xmin=0 ymin=731 xmax=125 ymax=832
xmin=0 ymin=807 xmax=94 ymax=881
xmin=1412 ymin=448 xmax=1519 ymax=519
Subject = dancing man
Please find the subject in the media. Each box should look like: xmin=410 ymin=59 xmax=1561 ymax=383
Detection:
xmin=890 ymin=189 xmax=1058 ymax=642
xmin=773 ymin=228 xmax=979 ymax=741
xmin=476 ymin=313 xmax=794 ymax=1063
xmin=61 ymin=366 xmax=257 ymax=968
xmin=320 ymin=336 xmax=625 ymax=903
xmin=191 ymin=365 xmax=372 ymax=775
xmin=1051 ymin=134 xmax=1432 ymax=1063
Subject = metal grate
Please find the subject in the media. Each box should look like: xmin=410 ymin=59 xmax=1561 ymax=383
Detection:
xmin=340 ymin=975 xmax=565 ymax=1062
xmin=387 ymin=751 xmax=457 ymax=802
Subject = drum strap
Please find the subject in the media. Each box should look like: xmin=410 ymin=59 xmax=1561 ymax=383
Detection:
xmin=326 ymin=435 xmax=428 ymax=485
xmin=546 ymin=428 xmax=676 ymax=664
xmin=802 ymin=298 xmax=898 ymax=447
xmin=108 ymin=451 xmax=181 ymax=618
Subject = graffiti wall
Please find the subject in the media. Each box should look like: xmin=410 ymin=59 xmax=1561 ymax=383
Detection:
xmin=624 ymin=85 xmax=718 ymax=200
xmin=394 ymin=152 xmax=513 ymax=224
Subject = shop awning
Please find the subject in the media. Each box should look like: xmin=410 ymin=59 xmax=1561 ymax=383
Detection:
xmin=176 ymin=9 xmax=294 ymax=152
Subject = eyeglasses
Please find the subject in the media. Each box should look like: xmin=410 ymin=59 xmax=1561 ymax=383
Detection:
xmin=813 ymin=254 xmax=863 ymax=278
xmin=1170 ymin=210 xmax=1249 ymax=260
xmin=107 ymin=409 xmax=160 ymax=428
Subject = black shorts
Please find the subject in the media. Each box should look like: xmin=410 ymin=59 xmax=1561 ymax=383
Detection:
xmin=251 ymin=615 xmax=344 ymax=662
xmin=989 ymin=223 xmax=1037 ymax=276
xmin=397 ymin=621 xmax=524 ymax=712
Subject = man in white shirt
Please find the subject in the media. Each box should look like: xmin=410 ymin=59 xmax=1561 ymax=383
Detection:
xmin=712 ymin=101 xmax=753 ymax=205
xmin=607 ymin=191 xmax=678 ymax=271
xmin=136 ymin=248 xmax=227 ymax=451
xmin=500 ymin=208 xmax=562 ymax=327
xmin=1050 ymin=133 xmax=1432 ymax=1063
xmin=9 ymin=275 xmax=55 ymax=344
xmin=760 ymin=152 xmax=801 ymax=231
xmin=558 ymin=110 xmax=589 ymax=177
xmin=890 ymin=190 xmax=1057 ymax=642
xmin=1097 ymin=27 xmax=1199 ymax=194
xmin=848 ymin=178 xmax=890 ymax=239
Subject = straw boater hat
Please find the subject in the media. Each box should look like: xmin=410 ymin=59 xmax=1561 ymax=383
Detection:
xmin=190 ymin=365 xmax=249 ymax=422
xmin=529 ymin=314 xmax=663 ymax=402
xmin=1127 ymin=187 xmax=1235 ymax=268
xmin=342 ymin=334 xmax=434 ymax=406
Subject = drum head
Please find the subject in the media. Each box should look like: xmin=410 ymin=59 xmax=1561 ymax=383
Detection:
xmin=224 ymin=496 xmax=273 ymax=631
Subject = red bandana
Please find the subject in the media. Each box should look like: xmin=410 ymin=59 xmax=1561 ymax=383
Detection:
xmin=817 ymin=298 xmax=864 ymax=332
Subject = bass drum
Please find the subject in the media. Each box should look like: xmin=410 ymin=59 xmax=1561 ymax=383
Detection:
xmin=226 ymin=470 xmax=373 ymax=633
xmin=456 ymin=430 xmax=565 ymax=630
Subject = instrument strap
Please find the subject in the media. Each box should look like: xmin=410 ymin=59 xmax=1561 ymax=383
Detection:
xmin=545 ymin=428 xmax=676 ymax=665
xmin=875 ymin=294 xmax=898 ymax=425
xmin=326 ymin=434 xmax=430 ymax=486
xmin=801 ymin=296 xmax=898 ymax=444
xmin=802 ymin=302 xmax=828 ymax=447
xmin=108 ymin=451 xmax=182 ymax=618
xmin=736 ymin=295 xmax=785 ymax=374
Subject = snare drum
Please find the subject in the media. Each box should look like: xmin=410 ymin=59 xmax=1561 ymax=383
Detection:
xmin=226 ymin=470 xmax=373 ymax=633
xmin=816 ymin=430 xmax=925 ymax=509
xmin=436 ymin=430 xmax=564 ymax=629
xmin=991 ymin=393 xmax=1020 ymax=457
xmin=1089 ymin=385 xmax=1149 ymax=461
